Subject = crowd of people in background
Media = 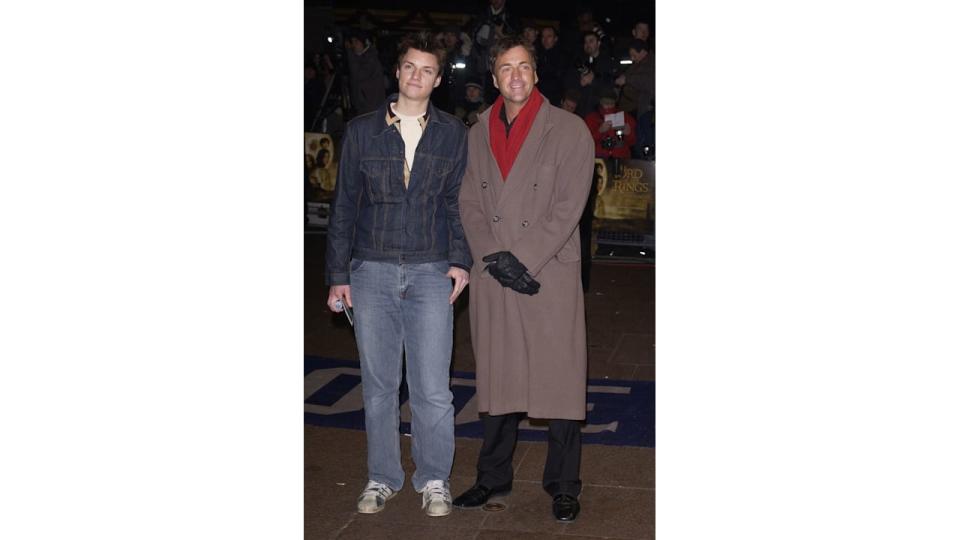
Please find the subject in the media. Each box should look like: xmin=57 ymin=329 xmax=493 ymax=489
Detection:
xmin=306 ymin=0 xmax=655 ymax=161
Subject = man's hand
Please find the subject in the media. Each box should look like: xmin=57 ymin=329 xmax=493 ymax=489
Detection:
xmin=621 ymin=123 xmax=631 ymax=135
xmin=598 ymin=121 xmax=612 ymax=133
xmin=447 ymin=267 xmax=469 ymax=304
xmin=509 ymin=272 xmax=541 ymax=295
xmin=615 ymin=74 xmax=626 ymax=87
xmin=482 ymin=252 xmax=527 ymax=283
xmin=579 ymin=71 xmax=595 ymax=87
xmin=482 ymin=251 xmax=541 ymax=295
xmin=327 ymin=285 xmax=352 ymax=312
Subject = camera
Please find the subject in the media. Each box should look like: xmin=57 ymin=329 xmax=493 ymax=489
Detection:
xmin=600 ymin=136 xmax=621 ymax=150
xmin=600 ymin=129 xmax=624 ymax=150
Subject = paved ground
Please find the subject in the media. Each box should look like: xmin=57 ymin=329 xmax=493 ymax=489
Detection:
xmin=305 ymin=233 xmax=654 ymax=539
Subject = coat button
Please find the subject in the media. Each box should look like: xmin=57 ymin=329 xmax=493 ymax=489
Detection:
xmin=481 ymin=181 xmax=488 ymax=189
xmin=521 ymin=220 xmax=529 ymax=227
xmin=533 ymin=183 xmax=538 ymax=190
xmin=492 ymin=215 xmax=501 ymax=223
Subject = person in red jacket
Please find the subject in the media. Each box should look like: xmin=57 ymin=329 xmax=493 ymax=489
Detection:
xmin=584 ymin=86 xmax=637 ymax=160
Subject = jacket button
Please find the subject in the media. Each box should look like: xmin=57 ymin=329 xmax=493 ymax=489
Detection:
xmin=533 ymin=183 xmax=538 ymax=190
xmin=492 ymin=215 xmax=501 ymax=223
xmin=521 ymin=220 xmax=529 ymax=227
xmin=481 ymin=181 xmax=488 ymax=189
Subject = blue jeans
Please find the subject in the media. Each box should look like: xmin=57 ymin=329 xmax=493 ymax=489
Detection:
xmin=350 ymin=259 xmax=454 ymax=492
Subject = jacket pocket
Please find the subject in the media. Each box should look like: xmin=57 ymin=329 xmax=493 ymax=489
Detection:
xmin=360 ymin=158 xmax=404 ymax=203
xmin=420 ymin=155 xmax=454 ymax=197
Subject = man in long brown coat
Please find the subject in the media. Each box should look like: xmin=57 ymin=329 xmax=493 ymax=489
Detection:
xmin=453 ymin=35 xmax=594 ymax=522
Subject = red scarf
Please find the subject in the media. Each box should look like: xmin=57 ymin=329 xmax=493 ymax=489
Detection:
xmin=488 ymin=89 xmax=545 ymax=181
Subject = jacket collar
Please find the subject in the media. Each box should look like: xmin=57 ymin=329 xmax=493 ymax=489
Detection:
xmin=375 ymin=94 xmax=452 ymax=137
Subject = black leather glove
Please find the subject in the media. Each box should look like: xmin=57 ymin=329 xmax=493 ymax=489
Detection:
xmin=482 ymin=251 xmax=527 ymax=281
xmin=482 ymin=251 xmax=541 ymax=295
xmin=510 ymin=271 xmax=541 ymax=295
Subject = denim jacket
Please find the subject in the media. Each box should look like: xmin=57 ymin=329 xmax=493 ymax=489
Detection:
xmin=325 ymin=95 xmax=472 ymax=285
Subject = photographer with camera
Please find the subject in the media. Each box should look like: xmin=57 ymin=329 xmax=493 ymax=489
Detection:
xmin=468 ymin=0 xmax=520 ymax=103
xmin=615 ymin=40 xmax=655 ymax=117
xmin=536 ymin=26 xmax=568 ymax=107
xmin=563 ymin=31 xmax=618 ymax=118
xmin=585 ymin=85 xmax=637 ymax=161
xmin=345 ymin=30 xmax=386 ymax=117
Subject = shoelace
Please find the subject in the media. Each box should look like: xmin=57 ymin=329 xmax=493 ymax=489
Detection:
xmin=363 ymin=482 xmax=392 ymax=500
xmin=423 ymin=482 xmax=451 ymax=502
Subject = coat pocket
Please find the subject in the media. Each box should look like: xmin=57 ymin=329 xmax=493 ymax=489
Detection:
xmin=555 ymin=236 xmax=581 ymax=263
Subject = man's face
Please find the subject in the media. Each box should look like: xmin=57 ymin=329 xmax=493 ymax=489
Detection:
xmin=347 ymin=37 xmax=364 ymax=55
xmin=492 ymin=45 xmax=538 ymax=107
xmin=561 ymin=98 xmax=577 ymax=113
xmin=396 ymin=48 xmax=442 ymax=102
xmin=632 ymin=23 xmax=650 ymax=41
xmin=490 ymin=0 xmax=506 ymax=10
xmin=466 ymin=86 xmax=482 ymax=102
xmin=583 ymin=35 xmax=599 ymax=56
xmin=522 ymin=27 xmax=538 ymax=45
xmin=541 ymin=28 xmax=557 ymax=49
xmin=629 ymin=47 xmax=648 ymax=63
xmin=577 ymin=12 xmax=593 ymax=30
xmin=443 ymin=31 xmax=458 ymax=49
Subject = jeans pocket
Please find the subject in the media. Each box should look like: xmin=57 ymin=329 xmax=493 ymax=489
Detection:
xmin=349 ymin=258 xmax=366 ymax=272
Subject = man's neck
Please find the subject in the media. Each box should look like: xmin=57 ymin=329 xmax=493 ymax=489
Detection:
xmin=394 ymin=95 xmax=429 ymax=117
xmin=504 ymin=99 xmax=527 ymax=123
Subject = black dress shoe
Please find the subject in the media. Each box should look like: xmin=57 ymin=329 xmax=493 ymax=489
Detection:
xmin=452 ymin=483 xmax=512 ymax=508
xmin=552 ymin=494 xmax=580 ymax=522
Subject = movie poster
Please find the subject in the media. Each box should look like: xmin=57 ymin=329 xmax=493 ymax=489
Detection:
xmin=305 ymin=133 xmax=337 ymax=228
xmin=305 ymin=132 xmax=337 ymax=202
xmin=593 ymin=159 xmax=655 ymax=222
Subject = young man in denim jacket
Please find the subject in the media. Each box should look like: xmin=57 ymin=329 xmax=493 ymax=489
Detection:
xmin=325 ymin=31 xmax=471 ymax=518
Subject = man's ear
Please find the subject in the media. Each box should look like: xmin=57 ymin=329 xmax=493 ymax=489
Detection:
xmin=434 ymin=75 xmax=442 ymax=88
xmin=491 ymin=72 xmax=499 ymax=90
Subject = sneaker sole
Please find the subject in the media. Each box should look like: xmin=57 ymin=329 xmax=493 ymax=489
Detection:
xmin=424 ymin=505 xmax=452 ymax=517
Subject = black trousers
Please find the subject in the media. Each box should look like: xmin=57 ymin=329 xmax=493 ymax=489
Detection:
xmin=476 ymin=412 xmax=582 ymax=497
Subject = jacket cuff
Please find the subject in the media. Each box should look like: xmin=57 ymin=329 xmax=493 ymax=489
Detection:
xmin=325 ymin=271 xmax=350 ymax=286
xmin=449 ymin=261 xmax=471 ymax=272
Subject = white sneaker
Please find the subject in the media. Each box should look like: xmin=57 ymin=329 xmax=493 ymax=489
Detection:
xmin=420 ymin=480 xmax=452 ymax=517
xmin=356 ymin=480 xmax=396 ymax=514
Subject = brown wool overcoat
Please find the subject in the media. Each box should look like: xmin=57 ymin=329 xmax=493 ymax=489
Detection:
xmin=459 ymin=102 xmax=595 ymax=420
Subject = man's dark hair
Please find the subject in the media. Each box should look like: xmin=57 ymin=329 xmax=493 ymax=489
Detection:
xmin=628 ymin=39 xmax=650 ymax=54
xmin=396 ymin=31 xmax=447 ymax=76
xmin=488 ymin=35 xmax=537 ymax=72
xmin=563 ymin=88 xmax=581 ymax=104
